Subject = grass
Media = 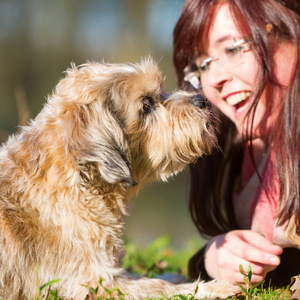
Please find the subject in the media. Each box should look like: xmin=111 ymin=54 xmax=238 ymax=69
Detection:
xmin=122 ymin=235 xmax=202 ymax=278
xmin=7 ymin=236 xmax=296 ymax=300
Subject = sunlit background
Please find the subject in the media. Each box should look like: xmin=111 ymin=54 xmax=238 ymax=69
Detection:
xmin=0 ymin=0 xmax=203 ymax=249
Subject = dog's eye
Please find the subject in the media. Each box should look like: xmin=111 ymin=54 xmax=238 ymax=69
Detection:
xmin=142 ymin=96 xmax=154 ymax=114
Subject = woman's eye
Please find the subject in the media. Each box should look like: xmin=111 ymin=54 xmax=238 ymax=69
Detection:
xmin=200 ymin=62 xmax=209 ymax=72
xmin=225 ymin=45 xmax=243 ymax=56
xmin=225 ymin=39 xmax=247 ymax=56
xmin=200 ymin=57 xmax=213 ymax=72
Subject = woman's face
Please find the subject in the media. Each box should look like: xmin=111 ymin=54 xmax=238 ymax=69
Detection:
xmin=200 ymin=3 xmax=295 ymax=138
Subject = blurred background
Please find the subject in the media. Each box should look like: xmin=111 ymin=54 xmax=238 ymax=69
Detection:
xmin=0 ymin=0 xmax=203 ymax=249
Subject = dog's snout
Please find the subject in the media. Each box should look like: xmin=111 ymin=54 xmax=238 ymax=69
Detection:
xmin=190 ymin=94 xmax=206 ymax=109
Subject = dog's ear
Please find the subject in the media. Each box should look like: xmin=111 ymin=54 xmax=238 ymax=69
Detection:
xmin=59 ymin=64 xmax=137 ymax=187
xmin=65 ymin=103 xmax=136 ymax=187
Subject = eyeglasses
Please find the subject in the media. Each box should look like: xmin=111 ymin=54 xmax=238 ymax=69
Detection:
xmin=184 ymin=38 xmax=250 ymax=90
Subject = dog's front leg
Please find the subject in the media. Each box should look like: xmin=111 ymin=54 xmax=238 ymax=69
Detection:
xmin=101 ymin=272 xmax=238 ymax=299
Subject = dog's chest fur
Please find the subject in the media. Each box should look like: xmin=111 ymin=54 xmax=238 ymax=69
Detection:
xmin=0 ymin=132 xmax=129 ymax=265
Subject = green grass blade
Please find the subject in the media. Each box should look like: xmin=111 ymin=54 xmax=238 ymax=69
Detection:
xmin=40 ymin=279 xmax=61 ymax=291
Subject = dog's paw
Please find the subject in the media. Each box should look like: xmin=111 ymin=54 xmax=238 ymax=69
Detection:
xmin=195 ymin=280 xmax=239 ymax=299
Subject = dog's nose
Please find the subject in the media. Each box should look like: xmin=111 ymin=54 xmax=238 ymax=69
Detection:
xmin=190 ymin=94 xmax=206 ymax=109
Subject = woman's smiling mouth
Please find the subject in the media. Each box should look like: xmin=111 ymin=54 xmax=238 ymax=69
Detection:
xmin=225 ymin=91 xmax=251 ymax=106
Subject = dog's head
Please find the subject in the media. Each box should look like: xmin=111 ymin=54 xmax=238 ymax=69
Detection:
xmin=49 ymin=58 xmax=215 ymax=189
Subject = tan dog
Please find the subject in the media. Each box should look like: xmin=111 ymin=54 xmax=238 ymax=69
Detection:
xmin=0 ymin=58 xmax=236 ymax=299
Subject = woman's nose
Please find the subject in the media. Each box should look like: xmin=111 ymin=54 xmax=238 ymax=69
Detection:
xmin=205 ymin=64 xmax=233 ymax=88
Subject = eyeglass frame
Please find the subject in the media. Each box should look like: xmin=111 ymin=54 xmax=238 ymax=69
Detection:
xmin=184 ymin=37 xmax=250 ymax=90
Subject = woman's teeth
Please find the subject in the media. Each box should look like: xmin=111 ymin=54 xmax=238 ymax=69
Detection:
xmin=226 ymin=92 xmax=251 ymax=106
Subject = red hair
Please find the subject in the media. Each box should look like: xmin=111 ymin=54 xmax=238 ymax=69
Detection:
xmin=173 ymin=0 xmax=300 ymax=236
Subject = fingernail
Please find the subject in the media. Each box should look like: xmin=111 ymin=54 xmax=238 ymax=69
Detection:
xmin=272 ymin=246 xmax=283 ymax=255
xmin=269 ymin=257 xmax=280 ymax=265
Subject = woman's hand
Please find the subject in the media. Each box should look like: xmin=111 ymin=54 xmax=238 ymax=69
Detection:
xmin=204 ymin=230 xmax=283 ymax=284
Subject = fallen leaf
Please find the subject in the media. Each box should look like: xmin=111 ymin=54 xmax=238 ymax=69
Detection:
xmin=231 ymin=291 xmax=246 ymax=300
xmin=290 ymin=274 xmax=300 ymax=299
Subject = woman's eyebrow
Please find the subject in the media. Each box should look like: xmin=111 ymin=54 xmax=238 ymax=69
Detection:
xmin=214 ymin=35 xmax=235 ymax=45
xmin=199 ymin=35 xmax=241 ymax=58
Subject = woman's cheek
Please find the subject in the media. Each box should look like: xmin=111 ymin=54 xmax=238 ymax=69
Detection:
xmin=202 ymin=85 xmax=223 ymax=108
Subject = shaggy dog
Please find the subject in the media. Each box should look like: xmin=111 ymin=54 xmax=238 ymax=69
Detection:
xmin=0 ymin=58 xmax=236 ymax=299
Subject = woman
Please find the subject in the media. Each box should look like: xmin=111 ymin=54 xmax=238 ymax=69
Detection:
xmin=173 ymin=0 xmax=300 ymax=287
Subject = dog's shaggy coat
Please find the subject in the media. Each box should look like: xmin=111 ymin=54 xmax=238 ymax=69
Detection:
xmin=0 ymin=59 xmax=236 ymax=299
